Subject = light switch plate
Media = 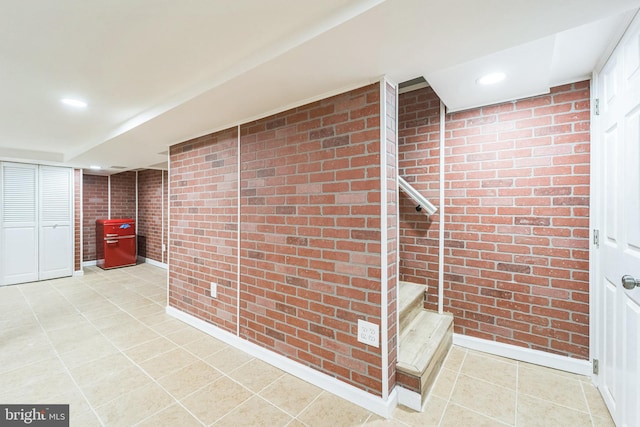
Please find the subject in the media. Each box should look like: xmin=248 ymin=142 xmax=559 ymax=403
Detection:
xmin=357 ymin=319 xmax=379 ymax=347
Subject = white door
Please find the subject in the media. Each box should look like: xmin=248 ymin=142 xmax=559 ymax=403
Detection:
xmin=595 ymin=13 xmax=640 ymax=427
xmin=0 ymin=162 xmax=38 ymax=286
xmin=39 ymin=166 xmax=73 ymax=280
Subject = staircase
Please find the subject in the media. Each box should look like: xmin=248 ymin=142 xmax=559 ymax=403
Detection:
xmin=396 ymin=281 xmax=453 ymax=411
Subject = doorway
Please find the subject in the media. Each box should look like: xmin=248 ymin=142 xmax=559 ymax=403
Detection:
xmin=593 ymin=12 xmax=640 ymax=427
xmin=0 ymin=163 xmax=74 ymax=285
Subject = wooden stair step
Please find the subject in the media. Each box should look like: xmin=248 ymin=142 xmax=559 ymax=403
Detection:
xmin=397 ymin=309 xmax=453 ymax=409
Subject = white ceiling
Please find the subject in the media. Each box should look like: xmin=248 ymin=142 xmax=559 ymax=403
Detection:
xmin=1 ymin=0 xmax=638 ymax=173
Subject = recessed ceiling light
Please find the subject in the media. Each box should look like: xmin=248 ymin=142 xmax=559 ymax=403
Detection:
xmin=477 ymin=72 xmax=506 ymax=85
xmin=89 ymin=165 xmax=101 ymax=170
xmin=61 ymin=98 xmax=88 ymax=108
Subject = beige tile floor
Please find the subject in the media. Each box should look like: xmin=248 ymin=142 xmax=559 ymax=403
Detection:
xmin=0 ymin=264 xmax=614 ymax=426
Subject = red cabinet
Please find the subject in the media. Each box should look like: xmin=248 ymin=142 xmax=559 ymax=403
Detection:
xmin=96 ymin=219 xmax=136 ymax=269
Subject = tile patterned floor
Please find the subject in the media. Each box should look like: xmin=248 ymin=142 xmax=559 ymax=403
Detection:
xmin=0 ymin=264 xmax=614 ymax=426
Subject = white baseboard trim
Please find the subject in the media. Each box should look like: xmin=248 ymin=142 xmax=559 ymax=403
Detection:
xmin=166 ymin=306 xmax=398 ymax=418
xmin=82 ymin=260 xmax=97 ymax=267
xmin=73 ymin=270 xmax=84 ymax=277
xmin=139 ymin=257 xmax=168 ymax=269
xmin=396 ymin=387 xmax=421 ymax=412
xmin=453 ymin=334 xmax=592 ymax=376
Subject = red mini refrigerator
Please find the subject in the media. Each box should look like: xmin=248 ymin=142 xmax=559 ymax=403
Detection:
xmin=96 ymin=219 xmax=137 ymax=269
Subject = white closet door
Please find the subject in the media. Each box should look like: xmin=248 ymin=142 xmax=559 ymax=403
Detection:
xmin=38 ymin=166 xmax=73 ymax=280
xmin=1 ymin=162 xmax=38 ymax=286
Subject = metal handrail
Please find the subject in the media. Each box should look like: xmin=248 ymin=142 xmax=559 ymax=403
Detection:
xmin=398 ymin=176 xmax=437 ymax=216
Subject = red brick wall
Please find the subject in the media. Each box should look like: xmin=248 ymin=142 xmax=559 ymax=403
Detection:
xmin=82 ymin=170 xmax=164 ymax=264
xmin=384 ymin=81 xmax=399 ymax=394
xmin=163 ymin=170 xmax=168 ymax=264
xmin=398 ymin=87 xmax=442 ymax=310
xmin=74 ymin=169 xmax=82 ymax=271
xmin=170 ymin=128 xmax=239 ymax=333
xmin=238 ymin=84 xmax=383 ymax=394
xmin=399 ymin=81 xmax=591 ymax=359
xmin=138 ymin=169 xmax=166 ymax=263
xmin=170 ymin=83 xmax=392 ymax=396
xmin=82 ymin=174 xmax=108 ymax=261
xmin=110 ymin=171 xmax=136 ymax=220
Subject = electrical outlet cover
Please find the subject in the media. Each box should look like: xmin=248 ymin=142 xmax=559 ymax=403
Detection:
xmin=357 ymin=319 xmax=379 ymax=347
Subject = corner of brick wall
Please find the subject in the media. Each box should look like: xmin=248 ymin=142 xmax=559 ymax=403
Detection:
xmin=384 ymin=80 xmax=399 ymax=394
xmin=138 ymin=169 xmax=166 ymax=263
xmin=110 ymin=171 xmax=137 ymax=219
xmin=82 ymin=174 xmax=108 ymax=261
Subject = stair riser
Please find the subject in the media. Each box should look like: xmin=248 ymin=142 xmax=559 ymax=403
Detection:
xmin=399 ymin=291 xmax=424 ymax=331
xmin=417 ymin=327 xmax=452 ymax=401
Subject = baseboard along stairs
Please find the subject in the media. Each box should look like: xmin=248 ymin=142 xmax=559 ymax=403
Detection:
xmin=396 ymin=281 xmax=453 ymax=411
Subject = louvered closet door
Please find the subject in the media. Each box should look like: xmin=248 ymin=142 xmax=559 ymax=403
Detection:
xmin=1 ymin=163 xmax=38 ymax=286
xmin=39 ymin=166 xmax=73 ymax=280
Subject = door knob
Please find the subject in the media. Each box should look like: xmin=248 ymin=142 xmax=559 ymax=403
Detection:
xmin=621 ymin=275 xmax=640 ymax=290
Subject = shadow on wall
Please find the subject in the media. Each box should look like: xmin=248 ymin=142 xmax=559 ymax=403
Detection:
xmin=138 ymin=235 xmax=147 ymax=258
